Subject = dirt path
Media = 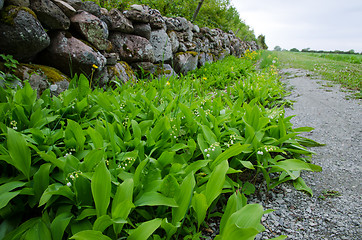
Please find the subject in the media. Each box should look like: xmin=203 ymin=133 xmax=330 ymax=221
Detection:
xmin=254 ymin=68 xmax=362 ymax=239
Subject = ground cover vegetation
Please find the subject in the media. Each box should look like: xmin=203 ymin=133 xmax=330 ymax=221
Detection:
xmin=274 ymin=51 xmax=362 ymax=97
xmin=0 ymin=51 xmax=322 ymax=239
xmin=89 ymin=0 xmax=257 ymax=41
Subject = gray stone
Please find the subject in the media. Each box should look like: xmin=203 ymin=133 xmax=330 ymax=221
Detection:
xmin=70 ymin=11 xmax=111 ymax=51
xmin=103 ymin=52 xmax=119 ymax=65
xmin=123 ymin=8 xmax=151 ymax=23
xmin=153 ymin=63 xmax=176 ymax=79
xmin=165 ymin=17 xmax=189 ymax=31
xmin=109 ymin=33 xmax=155 ymax=63
xmin=0 ymin=0 xmax=4 ymax=10
xmin=149 ymin=8 xmax=165 ymax=29
xmin=133 ymin=23 xmax=151 ymax=40
xmin=0 ymin=7 xmax=50 ymax=61
xmin=81 ymin=0 xmax=101 ymax=17
xmin=6 ymin=0 xmax=30 ymax=7
xmin=30 ymin=0 xmax=70 ymax=30
xmin=129 ymin=4 xmax=143 ymax=12
xmin=58 ymin=0 xmax=83 ymax=10
xmin=52 ymin=0 xmax=77 ymax=17
xmin=193 ymin=24 xmax=200 ymax=33
xmin=167 ymin=31 xmax=179 ymax=53
xmin=173 ymin=51 xmax=198 ymax=75
xmin=149 ymin=29 xmax=173 ymax=63
xmin=40 ymin=31 xmax=106 ymax=77
xmin=178 ymin=42 xmax=187 ymax=52
xmin=108 ymin=9 xmax=133 ymax=33
xmin=107 ymin=61 xmax=137 ymax=86
xmin=198 ymin=52 xmax=213 ymax=67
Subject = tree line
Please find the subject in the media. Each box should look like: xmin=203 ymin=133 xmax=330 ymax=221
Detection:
xmin=274 ymin=46 xmax=360 ymax=55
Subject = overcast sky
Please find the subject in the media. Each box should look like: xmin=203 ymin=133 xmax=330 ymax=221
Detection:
xmin=230 ymin=0 xmax=362 ymax=53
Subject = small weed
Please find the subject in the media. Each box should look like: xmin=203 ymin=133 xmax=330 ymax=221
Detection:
xmin=318 ymin=190 xmax=342 ymax=200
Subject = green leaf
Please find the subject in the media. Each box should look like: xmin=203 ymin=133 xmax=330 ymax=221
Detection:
xmin=92 ymin=161 xmax=111 ymax=217
xmin=0 ymin=191 xmax=21 ymax=209
xmin=211 ymin=143 xmax=250 ymax=169
xmin=191 ymin=193 xmax=208 ymax=229
xmin=112 ymin=178 xmax=134 ymax=220
xmin=65 ymin=119 xmax=86 ymax=151
xmin=172 ymin=172 xmax=195 ymax=225
xmin=7 ymin=128 xmax=31 ymax=179
xmin=87 ymin=127 xmax=104 ymax=150
xmin=82 ymin=150 xmax=104 ymax=172
xmin=239 ymin=161 xmax=255 ymax=170
xmin=293 ymin=177 xmax=313 ymax=196
xmin=39 ymin=183 xmax=75 ymax=206
xmin=70 ymin=230 xmax=112 ymax=240
xmin=77 ymin=74 xmax=90 ymax=99
xmin=201 ymin=125 xmax=217 ymax=144
xmin=33 ymin=163 xmax=51 ymax=202
xmin=205 ymin=160 xmax=228 ymax=206
xmin=23 ymin=219 xmax=52 ymax=240
xmin=160 ymin=174 xmax=179 ymax=198
xmin=219 ymin=192 xmax=246 ymax=235
xmin=50 ymin=212 xmax=73 ymax=240
xmin=93 ymin=215 xmax=113 ymax=232
xmin=135 ymin=191 xmax=178 ymax=207
xmin=128 ymin=218 xmax=162 ymax=240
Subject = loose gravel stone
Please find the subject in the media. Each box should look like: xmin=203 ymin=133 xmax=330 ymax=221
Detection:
xmin=249 ymin=68 xmax=362 ymax=240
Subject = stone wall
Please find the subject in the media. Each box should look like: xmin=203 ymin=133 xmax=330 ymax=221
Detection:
xmin=0 ymin=0 xmax=260 ymax=95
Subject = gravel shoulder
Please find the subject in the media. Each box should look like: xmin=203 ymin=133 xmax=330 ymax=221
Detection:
xmin=253 ymin=68 xmax=362 ymax=240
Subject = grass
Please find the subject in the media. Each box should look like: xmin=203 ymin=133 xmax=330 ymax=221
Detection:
xmin=273 ymin=51 xmax=362 ymax=96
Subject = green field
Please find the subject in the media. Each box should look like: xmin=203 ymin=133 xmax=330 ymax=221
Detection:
xmin=274 ymin=51 xmax=362 ymax=93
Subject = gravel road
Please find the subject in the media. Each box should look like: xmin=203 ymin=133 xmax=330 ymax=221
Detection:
xmin=252 ymin=68 xmax=362 ymax=239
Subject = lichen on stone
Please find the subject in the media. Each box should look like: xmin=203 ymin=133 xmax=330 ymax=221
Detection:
xmin=1 ymin=5 xmax=37 ymax=26
xmin=20 ymin=64 xmax=70 ymax=83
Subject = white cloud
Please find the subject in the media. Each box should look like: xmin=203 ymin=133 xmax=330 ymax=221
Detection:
xmin=230 ymin=0 xmax=362 ymax=52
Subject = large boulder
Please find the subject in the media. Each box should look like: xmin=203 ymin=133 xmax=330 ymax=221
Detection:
xmin=149 ymin=29 xmax=172 ymax=63
xmin=30 ymin=0 xmax=70 ymax=30
xmin=52 ymin=0 xmax=77 ymax=17
xmin=108 ymin=8 xmax=133 ymax=33
xmin=70 ymin=11 xmax=111 ymax=51
xmin=167 ymin=31 xmax=179 ymax=53
xmin=109 ymin=33 xmax=155 ymax=63
xmin=123 ymin=4 xmax=151 ymax=23
xmin=106 ymin=61 xmax=137 ymax=86
xmin=148 ymin=8 xmax=165 ymax=29
xmin=198 ymin=52 xmax=214 ymax=67
xmin=58 ymin=0 xmax=83 ymax=11
xmin=40 ymin=31 xmax=106 ymax=77
xmin=173 ymin=51 xmax=198 ymax=75
xmin=12 ymin=63 xmax=70 ymax=96
xmin=0 ymin=6 xmax=50 ymax=61
xmin=80 ymin=0 xmax=101 ymax=17
xmin=6 ymin=0 xmax=30 ymax=7
xmin=165 ymin=17 xmax=189 ymax=32
xmin=133 ymin=23 xmax=151 ymax=39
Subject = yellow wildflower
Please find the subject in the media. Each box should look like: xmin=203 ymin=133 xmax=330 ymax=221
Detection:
xmin=166 ymin=81 xmax=170 ymax=86
xmin=92 ymin=64 xmax=98 ymax=69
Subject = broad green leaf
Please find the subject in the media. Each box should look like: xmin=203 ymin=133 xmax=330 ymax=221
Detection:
xmin=92 ymin=161 xmax=111 ymax=217
xmin=77 ymin=74 xmax=90 ymax=99
xmin=39 ymin=151 xmax=65 ymax=170
xmin=172 ymin=172 xmax=195 ymax=225
xmin=205 ymin=160 xmax=229 ymax=206
xmin=185 ymin=160 xmax=210 ymax=176
xmin=191 ymin=193 xmax=208 ymax=229
xmin=0 ymin=191 xmax=21 ymax=209
xmin=268 ymin=236 xmax=288 ymax=240
xmin=219 ymin=192 xmax=246 ymax=234
xmin=82 ymin=150 xmax=104 ymax=172
xmin=160 ymin=174 xmax=179 ymax=198
xmin=211 ymin=143 xmax=250 ymax=169
xmin=239 ymin=161 xmax=255 ymax=170
xmin=135 ymin=191 xmax=178 ymax=207
xmin=131 ymin=120 xmax=142 ymax=139
xmin=87 ymin=127 xmax=104 ymax=150
xmin=201 ymin=125 xmax=217 ymax=144
xmin=70 ymin=230 xmax=112 ymax=240
xmin=293 ymin=177 xmax=313 ymax=196
xmin=93 ymin=215 xmax=113 ymax=232
xmin=33 ymin=163 xmax=51 ymax=202
xmin=0 ymin=181 xmax=26 ymax=195
xmin=39 ymin=184 xmax=75 ymax=206
xmin=23 ymin=219 xmax=52 ymax=240
xmin=134 ymin=159 xmax=149 ymax=187
xmin=50 ymin=212 xmax=72 ymax=240
xmin=7 ymin=128 xmax=31 ymax=179
xmin=161 ymin=219 xmax=179 ymax=240
xmin=76 ymin=209 xmax=96 ymax=221
xmin=65 ymin=119 xmax=86 ymax=150
xmin=128 ymin=218 xmax=162 ymax=240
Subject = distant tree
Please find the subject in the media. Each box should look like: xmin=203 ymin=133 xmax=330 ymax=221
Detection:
xmin=274 ymin=46 xmax=282 ymax=51
xmin=301 ymin=48 xmax=310 ymax=52
xmin=348 ymin=49 xmax=355 ymax=54
xmin=257 ymin=34 xmax=268 ymax=49
xmin=290 ymin=48 xmax=299 ymax=52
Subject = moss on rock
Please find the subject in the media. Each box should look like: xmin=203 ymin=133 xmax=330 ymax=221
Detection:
xmin=15 ymin=64 xmax=70 ymax=83
xmin=1 ymin=5 xmax=37 ymax=25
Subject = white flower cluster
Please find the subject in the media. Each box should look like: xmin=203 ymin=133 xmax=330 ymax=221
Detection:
xmin=66 ymin=171 xmax=82 ymax=187
xmin=194 ymin=109 xmax=200 ymax=117
xmin=204 ymin=142 xmax=220 ymax=158
xmin=120 ymin=103 xmax=125 ymax=110
xmin=170 ymin=124 xmax=178 ymax=139
xmin=10 ymin=120 xmax=17 ymax=130
xmin=118 ymin=157 xmax=135 ymax=170
xmin=122 ymin=117 xmax=129 ymax=127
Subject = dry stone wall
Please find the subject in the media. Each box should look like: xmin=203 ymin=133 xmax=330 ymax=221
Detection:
xmin=0 ymin=0 xmax=260 ymax=95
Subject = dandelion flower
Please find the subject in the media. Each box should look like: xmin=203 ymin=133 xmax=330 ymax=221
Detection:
xmin=92 ymin=64 xmax=98 ymax=69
